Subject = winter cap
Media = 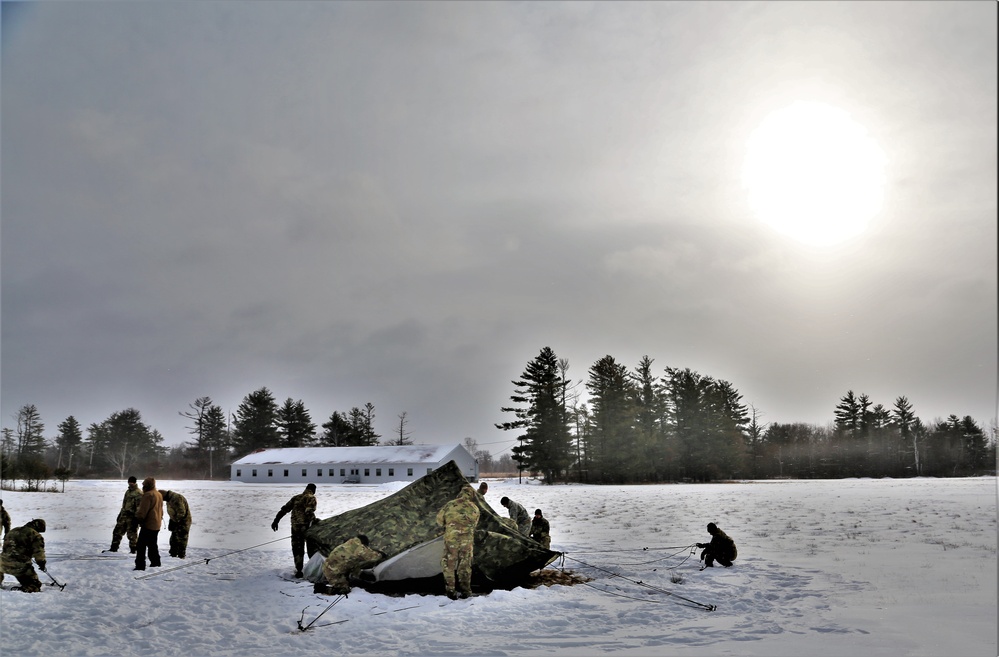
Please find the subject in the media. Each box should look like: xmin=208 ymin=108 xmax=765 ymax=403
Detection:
xmin=707 ymin=522 xmax=717 ymax=532
xmin=500 ymin=496 xmax=510 ymax=506
xmin=28 ymin=518 xmax=46 ymax=533
xmin=306 ymin=483 xmax=317 ymax=492
xmin=128 ymin=476 xmax=137 ymax=484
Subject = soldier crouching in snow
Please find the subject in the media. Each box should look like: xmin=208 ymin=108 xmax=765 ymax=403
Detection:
xmin=436 ymin=485 xmax=480 ymax=599
xmin=315 ymin=534 xmax=384 ymax=596
xmin=0 ymin=518 xmax=47 ymax=592
xmin=697 ymin=522 xmax=737 ymax=568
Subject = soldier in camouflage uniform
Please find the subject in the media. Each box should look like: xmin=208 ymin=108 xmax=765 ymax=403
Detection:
xmin=1 ymin=500 xmax=11 ymax=539
xmin=697 ymin=522 xmax=737 ymax=568
xmin=500 ymin=496 xmax=532 ymax=535
xmin=161 ymin=490 xmax=192 ymax=559
xmin=529 ymin=508 xmax=551 ymax=549
xmin=272 ymin=483 xmax=318 ymax=578
xmin=0 ymin=518 xmax=47 ymax=592
xmin=435 ymin=485 xmax=480 ymax=599
xmin=109 ymin=476 xmax=142 ymax=553
xmin=316 ymin=534 xmax=384 ymax=595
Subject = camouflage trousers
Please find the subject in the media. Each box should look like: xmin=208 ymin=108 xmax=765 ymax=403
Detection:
xmin=169 ymin=527 xmax=190 ymax=559
xmin=0 ymin=558 xmax=42 ymax=592
xmin=111 ymin=511 xmax=138 ymax=552
xmin=290 ymin=523 xmax=309 ymax=574
xmin=440 ymin=535 xmax=474 ymax=595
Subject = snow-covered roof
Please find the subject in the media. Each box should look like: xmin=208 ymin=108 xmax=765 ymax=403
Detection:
xmin=231 ymin=444 xmax=463 ymax=466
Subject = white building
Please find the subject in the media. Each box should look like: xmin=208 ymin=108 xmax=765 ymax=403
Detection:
xmin=229 ymin=444 xmax=479 ymax=484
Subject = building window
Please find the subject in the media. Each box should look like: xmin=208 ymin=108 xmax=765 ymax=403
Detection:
xmin=302 ymin=469 xmax=307 ymax=476
xmin=388 ymin=468 xmax=394 ymax=476
xmin=341 ymin=468 xmax=346 ymax=476
xmin=329 ymin=469 xmax=334 ymax=476
xmin=252 ymin=469 xmax=257 ymax=477
xmin=376 ymin=468 xmax=382 ymax=476
xmin=317 ymin=469 xmax=323 ymax=477
xmin=364 ymin=468 xmax=370 ymax=477
xmin=407 ymin=468 xmax=413 ymax=476
xmin=236 ymin=469 xmax=242 ymax=477
xmin=284 ymin=469 xmax=289 ymax=477
xmin=427 ymin=468 xmax=432 ymax=475
xmin=268 ymin=469 xmax=273 ymax=477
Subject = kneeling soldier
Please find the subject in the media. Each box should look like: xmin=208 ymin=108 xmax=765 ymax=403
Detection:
xmin=0 ymin=518 xmax=47 ymax=592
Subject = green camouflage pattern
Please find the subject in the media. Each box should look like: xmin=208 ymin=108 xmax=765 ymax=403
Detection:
xmin=436 ymin=486 xmax=480 ymax=595
xmin=0 ymin=524 xmax=46 ymax=592
xmin=2 ymin=501 xmax=11 ymax=536
xmin=111 ymin=483 xmax=142 ymax=551
xmin=322 ymin=537 xmax=384 ymax=593
xmin=307 ymin=461 xmax=560 ymax=589
xmin=530 ymin=516 xmax=551 ymax=549
xmin=504 ymin=498 xmax=532 ymax=535
xmin=163 ymin=491 xmax=192 ymax=558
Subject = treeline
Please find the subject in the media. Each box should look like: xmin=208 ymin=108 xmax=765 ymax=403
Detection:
xmin=2 ymin=350 xmax=995 ymax=486
xmin=0 ymin=387 xmax=407 ymax=483
xmin=497 ymin=347 xmax=996 ymax=484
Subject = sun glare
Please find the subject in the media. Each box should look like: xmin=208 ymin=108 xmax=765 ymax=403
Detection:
xmin=742 ymin=100 xmax=887 ymax=247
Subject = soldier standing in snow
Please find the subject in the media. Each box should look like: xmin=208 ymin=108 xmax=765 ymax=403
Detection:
xmin=109 ymin=476 xmax=142 ymax=553
xmin=500 ymin=496 xmax=531 ymax=535
xmin=316 ymin=534 xmax=384 ymax=595
xmin=436 ymin=485 xmax=480 ymax=599
xmin=0 ymin=518 xmax=47 ymax=592
xmin=133 ymin=477 xmax=163 ymax=571
xmin=161 ymin=490 xmax=192 ymax=559
xmin=271 ymin=483 xmax=318 ymax=578
xmin=697 ymin=522 xmax=737 ymax=568
xmin=529 ymin=508 xmax=551 ymax=549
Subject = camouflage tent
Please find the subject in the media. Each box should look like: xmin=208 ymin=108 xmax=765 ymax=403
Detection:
xmin=306 ymin=460 xmax=560 ymax=593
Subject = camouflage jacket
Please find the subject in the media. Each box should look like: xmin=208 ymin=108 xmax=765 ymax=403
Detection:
xmin=1 ymin=525 xmax=45 ymax=565
xmin=436 ymin=487 xmax=480 ymax=539
xmin=706 ymin=529 xmax=737 ymax=560
xmin=1 ymin=503 xmax=10 ymax=535
xmin=165 ymin=492 xmax=192 ymax=529
xmin=120 ymin=484 xmax=142 ymax=517
xmin=323 ymin=537 xmax=384 ymax=578
xmin=530 ymin=516 xmax=550 ymax=541
xmin=277 ymin=490 xmax=317 ymax=527
xmin=506 ymin=499 xmax=531 ymax=529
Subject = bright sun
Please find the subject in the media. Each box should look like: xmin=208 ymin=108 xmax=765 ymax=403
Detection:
xmin=742 ymin=100 xmax=887 ymax=247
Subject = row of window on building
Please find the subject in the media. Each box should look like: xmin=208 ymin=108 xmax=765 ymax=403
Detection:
xmin=235 ymin=466 xmax=434 ymax=478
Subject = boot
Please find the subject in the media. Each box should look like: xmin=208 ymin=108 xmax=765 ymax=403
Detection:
xmin=108 ymin=544 xmax=119 ymax=553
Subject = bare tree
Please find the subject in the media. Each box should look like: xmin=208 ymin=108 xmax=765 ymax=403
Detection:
xmin=393 ymin=411 xmax=413 ymax=445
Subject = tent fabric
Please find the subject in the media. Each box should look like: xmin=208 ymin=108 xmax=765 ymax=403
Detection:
xmin=306 ymin=460 xmax=559 ymax=590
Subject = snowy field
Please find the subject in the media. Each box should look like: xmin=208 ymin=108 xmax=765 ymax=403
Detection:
xmin=0 ymin=476 xmax=995 ymax=657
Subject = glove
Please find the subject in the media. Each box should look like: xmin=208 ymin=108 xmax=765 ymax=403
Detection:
xmin=38 ymin=561 xmax=46 ymax=572
xmin=271 ymin=519 xmax=279 ymax=532
xmin=696 ymin=543 xmax=706 ymax=549
xmin=168 ymin=520 xmax=177 ymax=532
xmin=131 ymin=519 xmax=140 ymax=532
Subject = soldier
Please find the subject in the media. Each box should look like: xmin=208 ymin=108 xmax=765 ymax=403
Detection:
xmin=0 ymin=518 xmax=47 ymax=592
xmin=271 ymin=483 xmax=318 ymax=578
xmin=500 ymin=496 xmax=531 ymax=535
xmin=133 ymin=477 xmax=163 ymax=571
xmin=529 ymin=508 xmax=551 ymax=549
xmin=697 ymin=522 xmax=738 ymax=568
xmin=161 ymin=490 xmax=192 ymax=559
xmin=109 ymin=475 xmax=142 ymax=553
xmin=436 ymin=485 xmax=480 ymax=599
xmin=316 ymin=534 xmax=384 ymax=596
xmin=1 ymin=499 xmax=11 ymax=539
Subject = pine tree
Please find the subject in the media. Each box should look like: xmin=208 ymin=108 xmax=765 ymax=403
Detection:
xmin=232 ymin=387 xmax=280 ymax=454
xmin=278 ymin=398 xmax=316 ymax=447
xmin=496 ymin=347 xmax=573 ymax=483
xmin=586 ymin=355 xmax=637 ymax=483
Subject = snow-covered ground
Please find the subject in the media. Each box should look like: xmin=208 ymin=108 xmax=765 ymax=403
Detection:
xmin=0 ymin=476 xmax=995 ymax=656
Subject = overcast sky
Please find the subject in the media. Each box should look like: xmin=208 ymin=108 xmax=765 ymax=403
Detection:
xmin=2 ymin=2 xmax=996 ymax=454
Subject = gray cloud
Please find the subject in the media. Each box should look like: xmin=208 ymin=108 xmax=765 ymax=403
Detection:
xmin=2 ymin=2 xmax=995 ymax=449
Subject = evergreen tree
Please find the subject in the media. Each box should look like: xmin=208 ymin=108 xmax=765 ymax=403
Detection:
xmin=14 ymin=404 xmax=46 ymax=459
xmin=633 ymin=356 xmax=668 ymax=482
xmin=586 ymin=355 xmax=637 ymax=483
xmin=320 ymin=411 xmax=352 ymax=446
xmin=496 ymin=347 xmax=573 ymax=483
xmin=55 ymin=416 xmax=83 ymax=469
xmin=102 ymin=408 xmax=162 ymax=477
xmin=232 ymin=387 xmax=280 ymax=455
xmin=277 ymin=398 xmax=316 ymax=447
